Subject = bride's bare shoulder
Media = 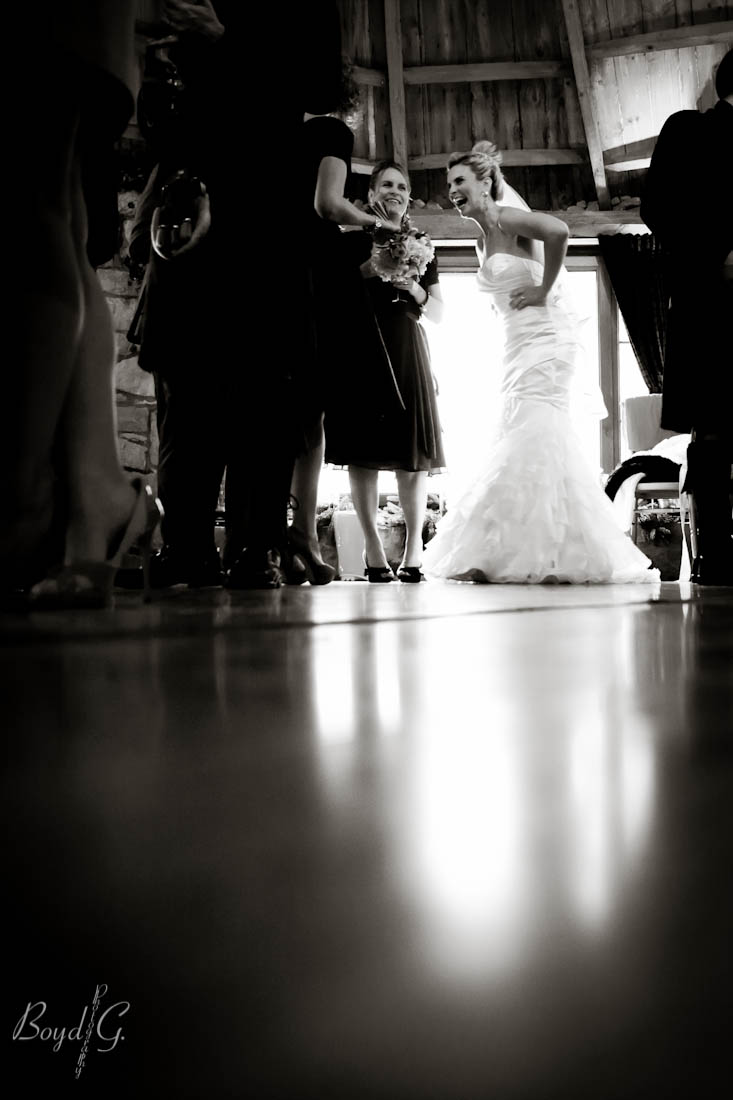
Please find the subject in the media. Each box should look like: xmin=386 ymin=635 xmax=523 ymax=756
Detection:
xmin=496 ymin=204 xmax=523 ymax=228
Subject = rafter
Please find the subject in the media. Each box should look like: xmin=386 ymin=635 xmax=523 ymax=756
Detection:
xmin=408 ymin=149 xmax=586 ymax=171
xmin=383 ymin=0 xmax=408 ymax=168
xmin=353 ymin=65 xmax=385 ymax=87
xmin=560 ymin=0 xmax=611 ymax=210
xmin=604 ymin=137 xmax=657 ymax=173
xmin=403 ymin=61 xmax=570 ymax=84
xmin=410 ymin=209 xmax=644 ymax=240
xmin=589 ymin=20 xmax=733 ymax=60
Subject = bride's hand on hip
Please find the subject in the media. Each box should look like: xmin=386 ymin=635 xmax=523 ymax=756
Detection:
xmin=509 ymin=285 xmax=546 ymax=310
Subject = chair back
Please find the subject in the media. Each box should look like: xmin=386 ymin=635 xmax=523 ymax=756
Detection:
xmin=622 ymin=395 xmax=679 ymax=452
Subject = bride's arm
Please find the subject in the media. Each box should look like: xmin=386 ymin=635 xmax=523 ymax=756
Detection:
xmin=498 ymin=206 xmax=570 ymax=297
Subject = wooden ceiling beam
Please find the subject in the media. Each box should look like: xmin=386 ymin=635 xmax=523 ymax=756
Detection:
xmin=604 ymin=136 xmax=657 ymax=172
xmin=411 ymin=209 xmax=644 ymax=240
xmin=589 ymin=20 xmax=733 ymax=60
xmin=378 ymin=0 xmax=407 ymax=167
xmin=351 ymin=25 xmax=733 ymax=87
xmin=605 ymin=157 xmax=652 ymax=172
xmin=353 ymin=65 xmax=386 ymax=87
xmin=409 ymin=148 xmax=586 ymax=171
xmin=403 ymin=61 xmax=571 ymax=84
xmin=560 ymin=0 xmax=611 ymax=210
xmin=383 ymin=0 xmax=408 ymax=168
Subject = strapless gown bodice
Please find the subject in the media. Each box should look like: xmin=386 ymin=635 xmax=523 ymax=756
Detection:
xmin=476 ymin=251 xmax=547 ymax=299
xmin=476 ymin=253 xmax=581 ymax=409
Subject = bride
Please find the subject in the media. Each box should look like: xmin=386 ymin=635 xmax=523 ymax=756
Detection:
xmin=423 ymin=141 xmax=659 ymax=584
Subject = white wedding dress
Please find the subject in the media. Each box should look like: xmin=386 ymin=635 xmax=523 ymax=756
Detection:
xmin=423 ymin=252 xmax=660 ymax=584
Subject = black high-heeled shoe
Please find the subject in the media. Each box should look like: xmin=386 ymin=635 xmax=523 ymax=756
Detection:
xmin=225 ymin=548 xmax=286 ymax=590
xmin=288 ymin=527 xmax=335 ymax=585
xmin=363 ymin=551 xmax=395 ymax=583
xmin=396 ymin=564 xmax=425 ymax=583
xmin=278 ymin=541 xmax=308 ymax=586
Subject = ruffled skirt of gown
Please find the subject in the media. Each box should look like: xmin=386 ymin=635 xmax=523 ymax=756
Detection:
xmin=422 ymin=396 xmax=660 ymax=584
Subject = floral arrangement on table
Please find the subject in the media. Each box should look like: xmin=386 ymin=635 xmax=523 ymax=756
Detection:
xmin=636 ymin=507 xmax=683 ymax=581
xmin=367 ymin=201 xmax=435 ymax=284
xmin=637 ymin=510 xmax=679 ymax=544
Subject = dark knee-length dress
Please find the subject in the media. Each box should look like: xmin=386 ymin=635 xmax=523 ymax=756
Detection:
xmin=301 ymin=116 xmax=395 ymax=455
xmin=324 ymin=230 xmax=446 ymax=472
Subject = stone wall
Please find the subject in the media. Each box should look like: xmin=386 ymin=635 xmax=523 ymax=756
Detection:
xmin=103 ymin=187 xmax=158 ymax=482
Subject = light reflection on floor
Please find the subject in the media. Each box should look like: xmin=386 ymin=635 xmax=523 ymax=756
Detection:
xmin=3 ymin=581 xmax=732 ymax=1098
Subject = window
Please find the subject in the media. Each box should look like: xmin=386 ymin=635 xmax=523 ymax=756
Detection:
xmin=617 ymin=310 xmax=651 ymax=461
xmin=427 ymin=253 xmax=606 ymax=504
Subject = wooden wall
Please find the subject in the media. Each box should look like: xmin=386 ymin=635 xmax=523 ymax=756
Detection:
xmin=338 ymin=0 xmax=732 ymax=211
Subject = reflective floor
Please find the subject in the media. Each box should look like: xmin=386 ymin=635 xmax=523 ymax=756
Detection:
xmin=3 ymin=580 xmax=732 ymax=1098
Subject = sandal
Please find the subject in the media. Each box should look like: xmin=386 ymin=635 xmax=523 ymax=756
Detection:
xmin=363 ymin=551 xmax=395 ymax=583
xmin=396 ymin=565 xmax=425 ymax=583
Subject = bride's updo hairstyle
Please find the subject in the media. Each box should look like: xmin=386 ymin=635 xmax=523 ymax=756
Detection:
xmin=447 ymin=140 xmax=505 ymax=201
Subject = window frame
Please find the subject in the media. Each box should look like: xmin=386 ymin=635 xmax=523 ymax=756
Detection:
xmin=433 ymin=242 xmax=620 ymax=475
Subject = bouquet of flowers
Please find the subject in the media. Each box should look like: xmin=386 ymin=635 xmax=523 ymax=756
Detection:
xmin=367 ymin=201 xmax=435 ymax=284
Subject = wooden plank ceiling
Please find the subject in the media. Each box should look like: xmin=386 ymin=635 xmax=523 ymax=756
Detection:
xmin=338 ymin=0 xmax=732 ymax=236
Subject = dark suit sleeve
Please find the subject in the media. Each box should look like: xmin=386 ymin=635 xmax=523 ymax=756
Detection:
xmin=641 ymin=111 xmax=697 ymax=240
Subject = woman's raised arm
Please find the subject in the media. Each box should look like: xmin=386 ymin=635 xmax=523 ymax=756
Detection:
xmin=499 ymin=206 xmax=569 ymax=298
xmin=315 ymin=157 xmax=378 ymax=228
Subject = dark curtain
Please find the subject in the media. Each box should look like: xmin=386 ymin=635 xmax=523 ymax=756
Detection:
xmin=598 ymin=233 xmax=669 ymax=393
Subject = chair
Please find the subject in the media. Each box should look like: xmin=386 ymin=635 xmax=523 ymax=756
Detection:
xmin=622 ymin=395 xmax=690 ymax=577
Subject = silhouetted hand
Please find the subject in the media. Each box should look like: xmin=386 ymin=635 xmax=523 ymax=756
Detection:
xmin=163 ymin=0 xmax=224 ymax=41
xmin=151 ymin=192 xmax=211 ymax=260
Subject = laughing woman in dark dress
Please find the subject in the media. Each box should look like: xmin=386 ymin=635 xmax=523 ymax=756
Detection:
xmin=326 ymin=161 xmax=445 ymax=582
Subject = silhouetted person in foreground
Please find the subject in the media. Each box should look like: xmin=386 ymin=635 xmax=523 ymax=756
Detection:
xmin=130 ymin=0 xmax=345 ymax=589
xmin=5 ymin=2 xmax=162 ymax=609
xmin=641 ymin=48 xmax=733 ymax=584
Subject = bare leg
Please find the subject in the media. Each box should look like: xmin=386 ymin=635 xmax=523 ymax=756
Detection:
xmin=8 ymin=89 xmax=137 ymax=573
xmin=290 ymin=416 xmax=327 ymax=560
xmin=58 ymin=156 xmax=136 ymax=563
xmin=348 ymin=466 xmax=387 ymax=567
xmin=5 ymin=98 xmax=82 ymax=567
xmin=396 ymin=470 xmax=427 ymax=566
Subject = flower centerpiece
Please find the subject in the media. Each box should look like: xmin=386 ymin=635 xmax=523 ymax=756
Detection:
xmin=367 ymin=200 xmax=435 ymax=284
xmin=636 ymin=506 xmax=683 ymax=581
